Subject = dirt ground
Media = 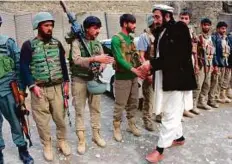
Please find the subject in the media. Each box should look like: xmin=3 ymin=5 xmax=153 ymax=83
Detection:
xmin=2 ymin=94 xmax=232 ymax=164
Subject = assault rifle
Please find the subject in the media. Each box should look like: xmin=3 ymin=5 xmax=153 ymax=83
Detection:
xmin=10 ymin=81 xmax=32 ymax=147
xmin=62 ymin=82 xmax=72 ymax=127
xmin=60 ymin=0 xmax=101 ymax=78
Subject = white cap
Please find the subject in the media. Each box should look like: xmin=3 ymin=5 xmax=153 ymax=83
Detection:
xmin=152 ymin=4 xmax=174 ymax=13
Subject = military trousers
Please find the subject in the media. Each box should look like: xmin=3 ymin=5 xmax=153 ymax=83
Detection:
xmin=71 ymin=79 xmax=101 ymax=132
xmin=193 ymin=67 xmax=205 ymax=107
xmin=198 ymin=66 xmax=212 ymax=103
xmin=113 ymin=78 xmax=138 ymax=121
xmin=215 ymin=67 xmax=231 ymax=99
xmin=31 ymin=84 xmax=66 ymax=145
xmin=142 ymin=79 xmax=154 ymax=123
xmin=0 ymin=93 xmax=26 ymax=149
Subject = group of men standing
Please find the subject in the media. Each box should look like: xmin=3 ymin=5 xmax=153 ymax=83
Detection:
xmin=0 ymin=3 xmax=232 ymax=164
xmin=138 ymin=4 xmax=232 ymax=163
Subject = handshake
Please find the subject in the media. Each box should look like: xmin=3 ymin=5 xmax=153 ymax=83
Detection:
xmin=131 ymin=60 xmax=152 ymax=79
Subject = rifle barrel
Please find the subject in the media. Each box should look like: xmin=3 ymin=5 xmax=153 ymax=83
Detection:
xmin=60 ymin=0 xmax=67 ymax=13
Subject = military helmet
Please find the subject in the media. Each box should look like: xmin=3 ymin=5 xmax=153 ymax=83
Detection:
xmin=83 ymin=16 xmax=102 ymax=29
xmin=147 ymin=15 xmax=154 ymax=27
xmin=87 ymin=80 xmax=107 ymax=95
xmin=32 ymin=12 xmax=54 ymax=30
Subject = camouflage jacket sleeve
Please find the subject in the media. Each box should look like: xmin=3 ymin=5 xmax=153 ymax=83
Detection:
xmin=7 ymin=38 xmax=26 ymax=91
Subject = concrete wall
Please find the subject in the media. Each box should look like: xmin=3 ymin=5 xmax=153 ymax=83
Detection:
xmin=0 ymin=1 xmax=226 ymax=49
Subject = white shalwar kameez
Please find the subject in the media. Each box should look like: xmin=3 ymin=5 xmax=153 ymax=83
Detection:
xmin=154 ymin=29 xmax=191 ymax=148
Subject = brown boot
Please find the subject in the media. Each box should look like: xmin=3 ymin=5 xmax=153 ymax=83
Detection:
xmin=217 ymin=89 xmax=231 ymax=103
xmin=190 ymin=108 xmax=200 ymax=115
xmin=222 ymin=89 xmax=232 ymax=103
xmin=227 ymin=88 xmax=232 ymax=99
xmin=113 ymin=120 xmax=122 ymax=142
xmin=183 ymin=110 xmax=195 ymax=118
xmin=208 ymin=101 xmax=219 ymax=108
xmin=92 ymin=129 xmax=106 ymax=148
xmin=127 ymin=118 xmax=141 ymax=137
xmin=57 ymin=139 xmax=71 ymax=156
xmin=77 ymin=131 xmax=86 ymax=155
xmin=43 ymin=140 xmax=53 ymax=161
xmin=197 ymin=102 xmax=212 ymax=110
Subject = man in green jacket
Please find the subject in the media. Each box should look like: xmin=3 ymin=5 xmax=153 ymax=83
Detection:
xmin=112 ymin=14 xmax=145 ymax=142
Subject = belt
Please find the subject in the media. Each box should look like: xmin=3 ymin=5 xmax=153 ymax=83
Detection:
xmin=37 ymin=81 xmax=62 ymax=87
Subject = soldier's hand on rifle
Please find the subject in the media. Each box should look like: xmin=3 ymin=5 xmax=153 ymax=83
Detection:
xmin=91 ymin=54 xmax=114 ymax=64
xmin=32 ymin=85 xmax=42 ymax=98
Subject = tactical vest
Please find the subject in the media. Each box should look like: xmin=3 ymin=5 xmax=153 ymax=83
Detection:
xmin=0 ymin=35 xmax=15 ymax=79
xmin=144 ymin=28 xmax=155 ymax=60
xmin=70 ymin=39 xmax=102 ymax=80
xmin=114 ymin=33 xmax=141 ymax=72
xmin=30 ymin=38 xmax=63 ymax=84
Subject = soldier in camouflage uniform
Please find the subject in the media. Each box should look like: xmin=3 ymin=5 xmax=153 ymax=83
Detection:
xmin=20 ymin=12 xmax=70 ymax=161
xmin=69 ymin=16 xmax=114 ymax=155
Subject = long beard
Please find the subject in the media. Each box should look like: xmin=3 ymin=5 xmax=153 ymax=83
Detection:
xmin=38 ymin=29 xmax=52 ymax=40
xmin=154 ymin=26 xmax=164 ymax=35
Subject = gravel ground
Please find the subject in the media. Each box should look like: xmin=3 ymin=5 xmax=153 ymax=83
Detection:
xmin=2 ymin=93 xmax=232 ymax=164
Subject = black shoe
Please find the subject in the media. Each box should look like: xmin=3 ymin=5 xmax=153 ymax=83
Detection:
xmin=0 ymin=150 xmax=3 ymax=164
xmin=18 ymin=145 xmax=34 ymax=164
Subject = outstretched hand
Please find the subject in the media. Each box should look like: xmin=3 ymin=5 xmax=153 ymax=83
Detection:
xmin=93 ymin=54 xmax=114 ymax=64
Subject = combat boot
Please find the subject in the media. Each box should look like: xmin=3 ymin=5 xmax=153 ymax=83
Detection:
xmin=127 ymin=118 xmax=141 ymax=137
xmin=18 ymin=145 xmax=34 ymax=164
xmin=113 ymin=120 xmax=122 ymax=142
xmin=197 ymin=101 xmax=212 ymax=110
xmin=208 ymin=101 xmax=219 ymax=108
xmin=183 ymin=110 xmax=195 ymax=118
xmin=227 ymin=88 xmax=232 ymax=99
xmin=92 ymin=129 xmax=106 ymax=147
xmin=57 ymin=139 xmax=71 ymax=156
xmin=0 ymin=149 xmax=3 ymax=164
xmin=190 ymin=108 xmax=200 ymax=114
xmin=77 ymin=131 xmax=86 ymax=155
xmin=43 ymin=140 xmax=53 ymax=161
xmin=221 ymin=89 xmax=232 ymax=103
xmin=190 ymin=98 xmax=200 ymax=114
